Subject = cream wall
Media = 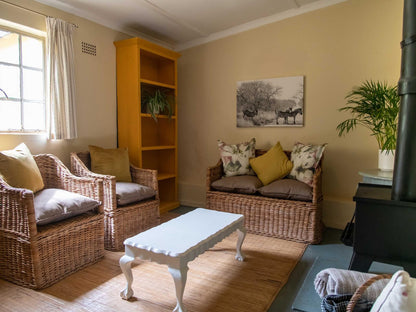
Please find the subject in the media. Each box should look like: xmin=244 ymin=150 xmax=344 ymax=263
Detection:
xmin=0 ymin=0 xmax=404 ymax=229
xmin=177 ymin=0 xmax=403 ymax=229
xmin=0 ymin=0 xmax=129 ymax=165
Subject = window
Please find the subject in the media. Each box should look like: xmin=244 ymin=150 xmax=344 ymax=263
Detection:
xmin=0 ymin=27 xmax=45 ymax=132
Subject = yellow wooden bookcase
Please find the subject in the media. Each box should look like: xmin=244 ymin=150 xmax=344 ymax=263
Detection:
xmin=114 ymin=37 xmax=181 ymax=213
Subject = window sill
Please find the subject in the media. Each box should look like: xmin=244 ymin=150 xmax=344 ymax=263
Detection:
xmin=0 ymin=131 xmax=47 ymax=136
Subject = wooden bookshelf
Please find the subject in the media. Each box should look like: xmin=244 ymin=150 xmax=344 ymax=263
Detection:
xmin=114 ymin=37 xmax=181 ymax=213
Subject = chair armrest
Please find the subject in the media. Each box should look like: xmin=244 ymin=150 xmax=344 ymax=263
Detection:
xmin=130 ymin=164 xmax=159 ymax=200
xmin=206 ymin=160 xmax=223 ymax=192
xmin=35 ymin=154 xmax=104 ymax=213
xmin=312 ymin=166 xmax=323 ymax=204
xmin=0 ymin=177 xmax=37 ymax=238
xmin=70 ymin=152 xmax=116 ymax=212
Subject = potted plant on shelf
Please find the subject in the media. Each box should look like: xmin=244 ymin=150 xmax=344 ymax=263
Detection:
xmin=336 ymin=80 xmax=400 ymax=171
xmin=142 ymin=89 xmax=174 ymax=122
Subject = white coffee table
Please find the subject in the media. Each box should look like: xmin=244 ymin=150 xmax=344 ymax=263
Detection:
xmin=119 ymin=208 xmax=246 ymax=312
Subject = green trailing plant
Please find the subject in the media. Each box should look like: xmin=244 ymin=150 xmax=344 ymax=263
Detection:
xmin=143 ymin=89 xmax=174 ymax=122
xmin=336 ymin=80 xmax=400 ymax=152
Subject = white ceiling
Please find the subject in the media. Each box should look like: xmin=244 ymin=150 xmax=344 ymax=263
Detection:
xmin=34 ymin=0 xmax=345 ymax=50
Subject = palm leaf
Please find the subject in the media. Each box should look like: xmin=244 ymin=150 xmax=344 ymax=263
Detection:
xmin=336 ymin=80 xmax=400 ymax=150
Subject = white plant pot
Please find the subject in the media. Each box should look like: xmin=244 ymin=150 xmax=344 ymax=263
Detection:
xmin=378 ymin=150 xmax=395 ymax=171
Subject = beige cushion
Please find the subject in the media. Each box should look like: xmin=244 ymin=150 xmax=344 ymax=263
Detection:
xmin=116 ymin=182 xmax=156 ymax=206
xmin=211 ymin=175 xmax=263 ymax=194
xmin=289 ymin=142 xmax=326 ymax=187
xmin=371 ymin=270 xmax=416 ymax=312
xmin=258 ymin=178 xmax=313 ymax=201
xmin=218 ymin=138 xmax=256 ymax=177
xmin=34 ymin=188 xmax=100 ymax=225
xmin=249 ymin=142 xmax=293 ymax=185
xmin=0 ymin=143 xmax=44 ymax=193
xmin=89 ymin=145 xmax=132 ymax=182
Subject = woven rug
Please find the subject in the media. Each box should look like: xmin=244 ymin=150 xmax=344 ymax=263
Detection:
xmin=0 ymin=232 xmax=306 ymax=312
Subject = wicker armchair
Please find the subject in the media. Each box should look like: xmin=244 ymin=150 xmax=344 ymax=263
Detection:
xmin=70 ymin=151 xmax=160 ymax=251
xmin=0 ymin=154 xmax=105 ymax=289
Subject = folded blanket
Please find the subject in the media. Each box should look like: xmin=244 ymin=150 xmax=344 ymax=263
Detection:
xmin=314 ymin=268 xmax=389 ymax=302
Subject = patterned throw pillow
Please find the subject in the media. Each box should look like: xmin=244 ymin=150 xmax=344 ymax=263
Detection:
xmin=288 ymin=142 xmax=327 ymax=186
xmin=218 ymin=138 xmax=256 ymax=177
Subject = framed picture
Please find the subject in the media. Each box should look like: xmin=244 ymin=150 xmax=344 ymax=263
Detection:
xmin=236 ymin=76 xmax=304 ymax=127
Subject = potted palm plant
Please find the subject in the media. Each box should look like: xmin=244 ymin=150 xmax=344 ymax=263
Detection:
xmin=336 ymin=80 xmax=400 ymax=170
xmin=142 ymin=89 xmax=174 ymax=122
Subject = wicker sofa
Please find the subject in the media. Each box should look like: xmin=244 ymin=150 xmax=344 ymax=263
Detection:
xmin=206 ymin=150 xmax=324 ymax=244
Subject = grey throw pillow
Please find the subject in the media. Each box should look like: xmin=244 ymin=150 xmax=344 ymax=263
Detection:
xmin=116 ymin=182 xmax=156 ymax=206
xmin=211 ymin=175 xmax=263 ymax=194
xmin=34 ymin=188 xmax=100 ymax=225
xmin=258 ymin=178 xmax=313 ymax=201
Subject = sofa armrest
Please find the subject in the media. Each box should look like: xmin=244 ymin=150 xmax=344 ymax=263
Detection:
xmin=206 ymin=160 xmax=223 ymax=191
xmin=312 ymin=166 xmax=323 ymax=204
xmin=130 ymin=164 xmax=159 ymax=200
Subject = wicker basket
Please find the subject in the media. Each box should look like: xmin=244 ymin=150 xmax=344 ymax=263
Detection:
xmin=0 ymin=154 xmax=105 ymax=289
xmin=206 ymin=150 xmax=324 ymax=244
xmin=346 ymin=274 xmax=392 ymax=312
xmin=71 ymin=151 xmax=160 ymax=251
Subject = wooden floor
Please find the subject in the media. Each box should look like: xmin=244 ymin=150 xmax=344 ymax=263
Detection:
xmin=0 ymin=210 xmax=184 ymax=312
xmin=0 ymin=208 xmax=306 ymax=312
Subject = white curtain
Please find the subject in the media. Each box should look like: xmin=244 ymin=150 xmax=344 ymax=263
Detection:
xmin=46 ymin=17 xmax=77 ymax=140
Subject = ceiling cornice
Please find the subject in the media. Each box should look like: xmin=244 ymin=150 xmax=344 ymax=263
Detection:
xmin=176 ymin=0 xmax=347 ymax=51
xmin=34 ymin=0 xmax=347 ymax=51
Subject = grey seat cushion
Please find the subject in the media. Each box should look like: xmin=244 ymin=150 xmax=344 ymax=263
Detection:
xmin=211 ymin=175 xmax=263 ymax=194
xmin=116 ymin=182 xmax=156 ymax=206
xmin=258 ymin=178 xmax=313 ymax=201
xmin=34 ymin=188 xmax=100 ymax=225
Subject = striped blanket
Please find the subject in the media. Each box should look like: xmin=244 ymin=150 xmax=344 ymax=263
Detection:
xmin=314 ymin=268 xmax=389 ymax=301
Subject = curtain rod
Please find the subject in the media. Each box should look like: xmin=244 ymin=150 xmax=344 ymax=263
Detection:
xmin=0 ymin=0 xmax=79 ymax=28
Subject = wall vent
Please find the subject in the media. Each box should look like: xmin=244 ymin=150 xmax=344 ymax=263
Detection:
xmin=81 ymin=42 xmax=96 ymax=56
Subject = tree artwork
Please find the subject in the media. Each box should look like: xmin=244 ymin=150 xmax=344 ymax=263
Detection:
xmin=236 ymin=76 xmax=304 ymax=127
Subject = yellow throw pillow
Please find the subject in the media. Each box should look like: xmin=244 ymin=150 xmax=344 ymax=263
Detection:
xmin=0 ymin=143 xmax=44 ymax=192
xmin=89 ymin=145 xmax=132 ymax=182
xmin=249 ymin=142 xmax=293 ymax=185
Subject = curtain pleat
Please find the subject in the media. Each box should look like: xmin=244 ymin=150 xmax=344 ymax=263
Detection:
xmin=46 ymin=17 xmax=77 ymax=140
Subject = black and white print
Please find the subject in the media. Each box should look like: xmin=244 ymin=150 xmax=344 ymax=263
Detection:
xmin=236 ymin=76 xmax=304 ymax=127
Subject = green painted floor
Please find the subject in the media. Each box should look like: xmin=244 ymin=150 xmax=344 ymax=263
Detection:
xmin=269 ymin=228 xmax=401 ymax=312
xmin=269 ymin=228 xmax=346 ymax=312
xmin=170 ymin=207 xmax=399 ymax=312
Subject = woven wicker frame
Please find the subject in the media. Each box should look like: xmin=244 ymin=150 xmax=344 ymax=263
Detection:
xmin=346 ymin=274 xmax=392 ymax=312
xmin=0 ymin=154 xmax=105 ymax=289
xmin=206 ymin=150 xmax=324 ymax=244
xmin=70 ymin=151 xmax=160 ymax=251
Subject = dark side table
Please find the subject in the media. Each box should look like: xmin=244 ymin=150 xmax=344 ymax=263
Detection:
xmin=349 ymin=183 xmax=416 ymax=276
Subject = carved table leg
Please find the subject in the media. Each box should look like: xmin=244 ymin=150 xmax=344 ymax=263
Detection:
xmin=119 ymin=255 xmax=135 ymax=300
xmin=168 ymin=265 xmax=189 ymax=312
xmin=235 ymin=227 xmax=246 ymax=261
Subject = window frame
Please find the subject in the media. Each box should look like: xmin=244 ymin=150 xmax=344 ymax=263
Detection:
xmin=0 ymin=25 xmax=46 ymax=134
